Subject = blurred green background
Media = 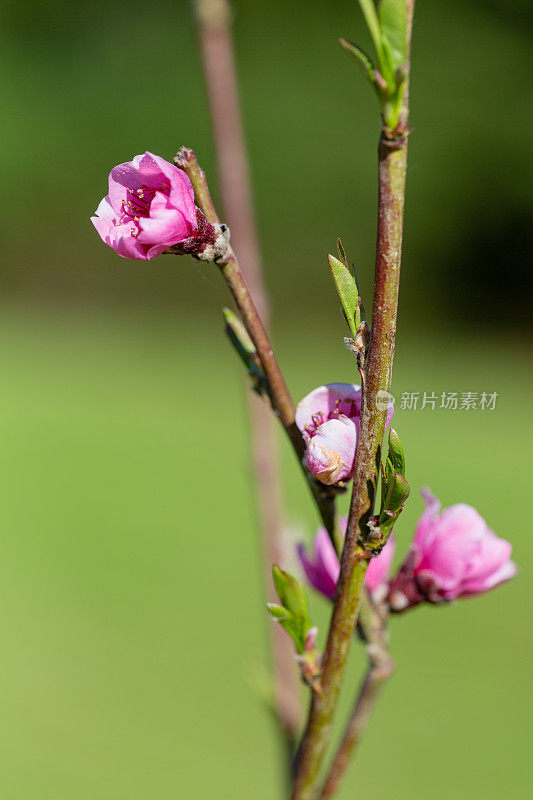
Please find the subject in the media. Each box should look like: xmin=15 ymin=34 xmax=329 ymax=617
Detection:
xmin=0 ymin=1 xmax=531 ymax=798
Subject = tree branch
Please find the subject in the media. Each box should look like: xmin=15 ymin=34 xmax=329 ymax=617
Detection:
xmin=174 ymin=147 xmax=338 ymax=542
xmin=290 ymin=4 xmax=415 ymax=797
xmin=319 ymin=592 xmax=394 ymax=799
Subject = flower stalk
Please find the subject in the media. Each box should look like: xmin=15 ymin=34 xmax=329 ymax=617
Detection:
xmin=290 ymin=3 xmax=416 ymax=797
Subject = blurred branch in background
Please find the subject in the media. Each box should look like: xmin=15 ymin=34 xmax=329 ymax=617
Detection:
xmin=193 ymin=0 xmax=301 ymax=757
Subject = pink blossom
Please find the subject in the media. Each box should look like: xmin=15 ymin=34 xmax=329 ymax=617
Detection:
xmin=297 ymin=519 xmax=396 ymax=601
xmin=295 ymin=384 xmax=393 ymax=485
xmin=388 ymin=489 xmax=517 ymax=610
xmin=295 ymin=384 xmax=362 ymax=485
xmin=91 ymin=151 xmax=229 ymax=261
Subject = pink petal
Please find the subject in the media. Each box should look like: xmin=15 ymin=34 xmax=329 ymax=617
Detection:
xmin=108 ymin=160 xmax=143 ymax=214
xmin=305 ymin=415 xmax=357 ymax=484
xmin=137 ymin=191 xmax=194 ymax=245
xmin=91 ymin=197 xmax=116 ymax=244
xmin=113 ymin=227 xmax=149 ymax=260
xmin=295 ymin=383 xmax=362 ymax=433
xmin=413 ymin=488 xmax=441 ymax=552
xmin=314 ymin=528 xmax=342 ymax=586
xmin=297 ymin=528 xmax=339 ymax=600
xmin=458 ymin=559 xmax=517 ymax=596
xmin=137 ymin=152 xmax=196 ymax=226
xmin=457 ymin=533 xmax=516 ymax=596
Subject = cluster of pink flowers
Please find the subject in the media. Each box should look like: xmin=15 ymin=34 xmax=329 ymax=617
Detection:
xmin=91 ymin=152 xmax=229 ymax=261
xmin=298 ymin=491 xmax=516 ymax=609
xmin=92 ymin=163 xmax=517 ymax=615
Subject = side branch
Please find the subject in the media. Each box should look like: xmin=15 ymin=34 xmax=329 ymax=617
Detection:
xmin=175 ymin=147 xmax=338 ymax=538
xmin=175 ymin=149 xmax=297 ymax=441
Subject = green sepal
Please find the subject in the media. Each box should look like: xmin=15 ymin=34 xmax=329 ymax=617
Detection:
xmin=223 ymin=307 xmax=266 ymax=394
xmin=339 ymin=38 xmax=381 ymax=95
xmin=269 ymin=566 xmax=312 ymax=654
xmin=328 ymin=253 xmax=361 ymax=340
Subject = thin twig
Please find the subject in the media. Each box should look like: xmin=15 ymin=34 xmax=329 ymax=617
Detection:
xmin=193 ymin=0 xmax=300 ymax=748
xmin=174 ymin=147 xmax=338 ymax=540
xmin=319 ymin=592 xmax=394 ymax=799
xmin=290 ymin=4 xmax=415 ymax=798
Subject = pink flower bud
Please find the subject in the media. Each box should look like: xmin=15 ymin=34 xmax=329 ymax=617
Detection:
xmin=297 ymin=519 xmax=396 ymax=601
xmin=295 ymin=384 xmax=362 ymax=485
xmin=91 ymin=151 xmax=229 ymax=261
xmin=388 ymin=489 xmax=516 ymax=610
xmin=305 ymin=416 xmax=358 ymax=485
xmin=296 ymin=383 xmax=393 ymax=485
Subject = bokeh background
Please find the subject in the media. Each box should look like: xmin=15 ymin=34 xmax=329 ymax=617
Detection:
xmin=1 ymin=1 xmax=531 ymax=797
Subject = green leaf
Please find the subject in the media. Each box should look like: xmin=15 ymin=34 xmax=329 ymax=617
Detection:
xmin=379 ymin=473 xmax=410 ymax=534
xmin=266 ymin=603 xmax=288 ymax=621
xmin=378 ymin=33 xmax=396 ymax=86
xmin=328 ymin=254 xmax=361 ymax=340
xmin=272 ymin=566 xmax=308 ymax=619
xmin=387 ymin=427 xmax=405 ymax=476
xmin=223 ymin=307 xmax=266 ymax=393
xmin=378 ymin=0 xmax=407 ymax=69
xmin=339 ymin=38 xmax=379 ymax=93
xmin=383 ymin=473 xmax=410 ymax=515
xmin=223 ymin=307 xmax=254 ymax=354
xmin=380 ymin=461 xmax=388 ymax=507
xmin=337 ymin=238 xmax=348 ymax=267
xmin=270 ymin=566 xmax=312 ymax=654
xmin=357 ymin=0 xmax=383 ymax=60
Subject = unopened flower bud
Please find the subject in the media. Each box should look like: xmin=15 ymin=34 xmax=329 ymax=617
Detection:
xmin=295 ymin=384 xmax=362 ymax=485
xmin=296 ymin=383 xmax=393 ymax=486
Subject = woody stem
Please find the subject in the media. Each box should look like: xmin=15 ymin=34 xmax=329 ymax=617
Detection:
xmin=290 ymin=3 xmax=415 ymax=798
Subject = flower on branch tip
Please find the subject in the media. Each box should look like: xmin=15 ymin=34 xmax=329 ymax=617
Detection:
xmin=295 ymin=384 xmax=393 ymax=486
xmin=91 ymin=151 xmax=229 ymax=261
xmin=297 ymin=519 xmax=396 ymax=602
xmin=388 ymin=489 xmax=517 ymax=611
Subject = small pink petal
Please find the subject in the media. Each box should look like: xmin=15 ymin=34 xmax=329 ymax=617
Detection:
xmin=297 ymin=528 xmax=339 ymax=600
xmin=305 ymin=415 xmax=357 ymax=484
